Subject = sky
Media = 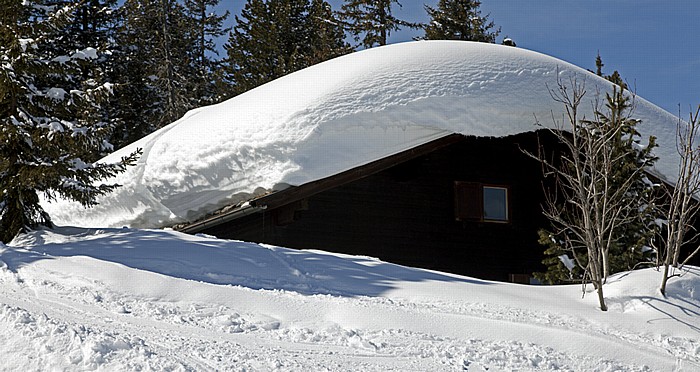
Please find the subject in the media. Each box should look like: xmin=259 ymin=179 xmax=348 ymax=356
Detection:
xmin=220 ymin=0 xmax=699 ymax=117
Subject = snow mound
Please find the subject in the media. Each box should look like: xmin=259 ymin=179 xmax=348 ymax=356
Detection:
xmin=41 ymin=40 xmax=682 ymax=228
xmin=1 ymin=227 xmax=698 ymax=370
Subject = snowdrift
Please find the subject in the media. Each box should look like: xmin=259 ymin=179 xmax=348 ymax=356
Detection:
xmin=41 ymin=41 xmax=681 ymax=228
xmin=1 ymin=228 xmax=698 ymax=370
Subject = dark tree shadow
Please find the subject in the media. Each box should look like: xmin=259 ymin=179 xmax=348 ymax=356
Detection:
xmin=637 ymin=296 xmax=700 ymax=334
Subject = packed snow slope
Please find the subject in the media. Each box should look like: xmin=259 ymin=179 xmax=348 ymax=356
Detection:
xmin=0 ymin=227 xmax=698 ymax=371
xmin=42 ymin=41 xmax=681 ymax=228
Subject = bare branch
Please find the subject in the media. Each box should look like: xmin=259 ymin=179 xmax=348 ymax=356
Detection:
xmin=530 ymin=75 xmax=658 ymax=310
xmin=660 ymin=104 xmax=700 ymax=295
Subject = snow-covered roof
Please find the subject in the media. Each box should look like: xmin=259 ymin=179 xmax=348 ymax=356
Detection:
xmin=43 ymin=41 xmax=681 ymax=229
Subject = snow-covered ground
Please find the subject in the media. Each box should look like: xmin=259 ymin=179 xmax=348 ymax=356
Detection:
xmin=1 ymin=227 xmax=697 ymax=371
xmin=16 ymin=40 xmax=697 ymax=371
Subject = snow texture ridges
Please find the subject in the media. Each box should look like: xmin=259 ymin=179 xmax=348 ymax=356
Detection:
xmin=41 ymin=41 xmax=682 ymax=229
xmin=1 ymin=227 xmax=698 ymax=370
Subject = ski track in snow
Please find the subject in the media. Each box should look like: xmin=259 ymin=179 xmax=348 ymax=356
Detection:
xmin=0 ymin=276 xmax=661 ymax=372
xmin=4 ymin=39 xmax=697 ymax=372
xmin=1 ymin=229 xmax=698 ymax=371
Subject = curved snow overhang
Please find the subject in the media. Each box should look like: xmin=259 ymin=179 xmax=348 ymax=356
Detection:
xmin=179 ymin=133 xmax=465 ymax=234
xmin=40 ymin=41 xmax=685 ymax=229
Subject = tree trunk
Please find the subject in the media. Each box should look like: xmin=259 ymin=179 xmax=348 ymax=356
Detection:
xmin=660 ymin=263 xmax=670 ymax=297
xmin=596 ymin=279 xmax=608 ymax=311
xmin=602 ymin=247 xmax=609 ymax=283
xmin=378 ymin=4 xmax=386 ymax=45
xmin=200 ymin=1 xmax=206 ymax=70
xmin=672 ymin=243 xmax=682 ymax=267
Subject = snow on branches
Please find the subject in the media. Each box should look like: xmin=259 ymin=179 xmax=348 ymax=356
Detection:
xmin=0 ymin=0 xmax=139 ymax=243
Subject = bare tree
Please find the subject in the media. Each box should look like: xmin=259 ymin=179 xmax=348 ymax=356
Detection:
xmin=530 ymin=76 xmax=656 ymax=311
xmin=658 ymin=105 xmax=700 ymax=296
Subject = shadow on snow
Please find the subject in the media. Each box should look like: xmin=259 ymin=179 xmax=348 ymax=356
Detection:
xmin=1 ymin=226 xmax=491 ymax=298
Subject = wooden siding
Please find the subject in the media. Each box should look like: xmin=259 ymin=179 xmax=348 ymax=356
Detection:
xmin=200 ymin=131 xmax=563 ymax=282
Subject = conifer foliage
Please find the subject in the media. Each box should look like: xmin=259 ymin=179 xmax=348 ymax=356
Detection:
xmin=109 ymin=0 xmax=231 ymax=147
xmin=109 ymin=0 xmax=174 ymax=147
xmin=307 ymin=0 xmax=353 ymax=65
xmin=535 ymin=59 xmax=658 ymax=286
xmin=0 ymin=0 xmax=139 ymax=243
xmin=225 ymin=0 xmax=350 ymax=96
xmin=423 ymin=0 xmax=499 ymax=42
xmin=124 ymin=0 xmax=193 ymax=129
xmin=530 ymin=75 xmax=659 ymax=310
xmin=55 ymin=0 xmax=119 ymax=159
xmin=533 ymin=75 xmax=658 ymax=294
xmin=183 ymin=0 xmax=230 ymax=105
xmin=338 ymin=0 xmax=419 ymax=48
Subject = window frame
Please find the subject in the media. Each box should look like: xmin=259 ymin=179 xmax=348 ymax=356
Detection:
xmin=454 ymin=182 xmax=511 ymax=224
xmin=481 ymin=184 xmax=510 ymax=223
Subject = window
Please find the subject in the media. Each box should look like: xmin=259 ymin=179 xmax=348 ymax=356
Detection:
xmin=483 ymin=186 xmax=508 ymax=221
xmin=454 ymin=182 xmax=510 ymax=223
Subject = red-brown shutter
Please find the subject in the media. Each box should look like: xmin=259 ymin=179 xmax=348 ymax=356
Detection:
xmin=454 ymin=181 xmax=482 ymax=221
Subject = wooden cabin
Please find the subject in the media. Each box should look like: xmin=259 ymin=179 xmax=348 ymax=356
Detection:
xmin=181 ymin=131 xmax=564 ymax=283
xmin=179 ymin=129 xmax=700 ymax=283
xmin=46 ymin=42 xmax=695 ymax=283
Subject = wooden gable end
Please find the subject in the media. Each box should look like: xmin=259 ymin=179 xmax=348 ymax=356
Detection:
xmin=190 ymin=131 xmax=566 ymax=282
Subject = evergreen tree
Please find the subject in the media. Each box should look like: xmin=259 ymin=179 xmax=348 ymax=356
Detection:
xmin=423 ymin=0 xmax=499 ymax=43
xmin=534 ymin=66 xmax=658 ymax=284
xmin=0 ymin=0 xmax=139 ymax=243
xmin=110 ymin=0 xmax=195 ymax=147
xmin=225 ymin=0 xmax=349 ymax=96
xmin=338 ymin=0 xmax=419 ymax=48
xmin=151 ymin=0 xmax=194 ymax=127
xmin=225 ymin=0 xmax=293 ymax=96
xmin=182 ymin=0 xmax=230 ymax=105
xmin=109 ymin=0 xmax=161 ymax=147
xmin=594 ymin=52 xmax=627 ymax=89
xmin=54 ymin=0 xmax=117 ymax=51
xmin=596 ymin=57 xmax=657 ymax=271
xmin=53 ymin=0 xmax=118 ymax=159
xmin=307 ymin=0 xmax=353 ymax=65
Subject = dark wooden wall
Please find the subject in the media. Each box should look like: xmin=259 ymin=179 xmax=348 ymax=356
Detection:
xmin=201 ymin=131 xmax=563 ymax=282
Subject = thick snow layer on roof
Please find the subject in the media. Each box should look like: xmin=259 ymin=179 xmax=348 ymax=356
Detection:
xmin=43 ymin=41 xmax=681 ymax=228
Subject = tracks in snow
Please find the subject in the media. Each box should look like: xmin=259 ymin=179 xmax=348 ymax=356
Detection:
xmin=0 ymin=262 xmax=695 ymax=371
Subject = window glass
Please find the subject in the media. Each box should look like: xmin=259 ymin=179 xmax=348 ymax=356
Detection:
xmin=483 ymin=186 xmax=508 ymax=221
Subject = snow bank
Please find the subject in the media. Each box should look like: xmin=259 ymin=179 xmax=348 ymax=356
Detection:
xmin=1 ymin=228 xmax=698 ymax=370
xmin=41 ymin=41 xmax=682 ymax=228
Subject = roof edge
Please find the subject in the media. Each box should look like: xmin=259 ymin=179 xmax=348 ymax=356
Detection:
xmin=178 ymin=133 xmax=466 ymax=234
